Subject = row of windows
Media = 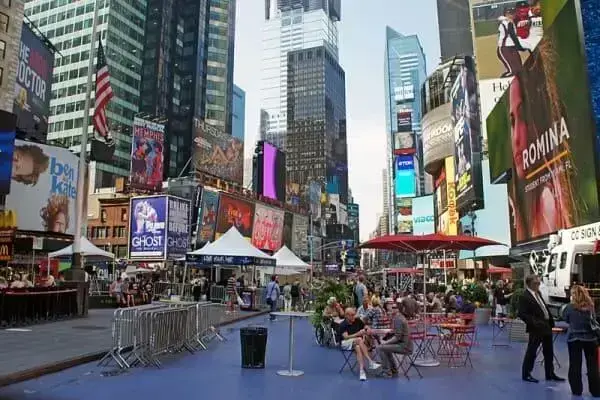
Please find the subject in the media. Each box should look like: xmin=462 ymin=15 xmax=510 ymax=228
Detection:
xmin=88 ymin=225 xmax=127 ymax=239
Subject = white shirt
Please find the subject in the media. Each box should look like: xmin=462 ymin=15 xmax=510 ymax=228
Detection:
xmin=527 ymin=288 xmax=549 ymax=320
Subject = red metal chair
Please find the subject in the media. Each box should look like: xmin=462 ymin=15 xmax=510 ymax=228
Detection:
xmin=447 ymin=325 xmax=476 ymax=368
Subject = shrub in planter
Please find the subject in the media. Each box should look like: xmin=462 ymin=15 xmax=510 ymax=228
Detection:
xmin=310 ymin=279 xmax=351 ymax=327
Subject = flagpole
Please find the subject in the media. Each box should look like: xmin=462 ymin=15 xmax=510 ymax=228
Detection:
xmin=69 ymin=0 xmax=99 ymax=280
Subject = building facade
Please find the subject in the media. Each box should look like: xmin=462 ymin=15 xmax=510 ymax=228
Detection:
xmin=286 ymin=45 xmax=348 ymax=203
xmin=87 ymin=196 xmax=130 ymax=259
xmin=232 ymin=84 xmax=245 ymax=141
xmin=139 ymin=0 xmax=236 ymax=178
xmin=436 ymin=0 xmax=474 ymax=59
xmin=384 ymin=27 xmax=427 ymax=234
xmin=0 ymin=0 xmax=23 ymax=113
xmin=260 ymin=0 xmax=340 ymax=150
xmin=24 ymin=0 xmax=146 ymax=188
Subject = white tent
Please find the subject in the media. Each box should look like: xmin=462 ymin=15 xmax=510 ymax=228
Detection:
xmin=48 ymin=237 xmax=115 ymax=259
xmin=273 ymin=245 xmax=310 ymax=271
xmin=185 ymin=226 xmax=275 ymax=266
xmin=177 ymin=241 xmax=210 ymax=261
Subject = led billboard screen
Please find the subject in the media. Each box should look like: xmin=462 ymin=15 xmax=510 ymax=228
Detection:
xmin=395 ymin=155 xmax=416 ymax=198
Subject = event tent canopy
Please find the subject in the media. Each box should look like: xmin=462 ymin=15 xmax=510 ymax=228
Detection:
xmin=272 ymin=246 xmax=310 ymax=270
xmin=48 ymin=237 xmax=115 ymax=259
xmin=185 ymin=227 xmax=275 ymax=267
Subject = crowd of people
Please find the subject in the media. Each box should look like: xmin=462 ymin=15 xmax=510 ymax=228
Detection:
xmin=108 ymin=277 xmax=154 ymax=307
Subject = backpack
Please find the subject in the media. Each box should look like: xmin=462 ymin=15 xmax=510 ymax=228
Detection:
xmin=291 ymin=284 xmax=299 ymax=297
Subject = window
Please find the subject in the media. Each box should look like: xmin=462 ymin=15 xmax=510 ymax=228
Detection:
xmin=559 ymin=252 xmax=568 ymax=269
xmin=548 ymin=253 xmax=557 ymax=273
xmin=0 ymin=12 xmax=8 ymax=32
xmin=0 ymin=40 xmax=5 ymax=59
xmin=100 ymin=209 xmax=107 ymax=222
xmin=121 ymin=208 xmax=127 ymax=222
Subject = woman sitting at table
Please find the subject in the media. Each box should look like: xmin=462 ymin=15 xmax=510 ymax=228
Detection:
xmin=377 ymin=301 xmax=414 ymax=377
xmin=323 ymin=297 xmax=344 ymax=324
xmin=365 ymin=296 xmax=388 ymax=329
xmin=357 ymin=296 xmax=371 ymax=321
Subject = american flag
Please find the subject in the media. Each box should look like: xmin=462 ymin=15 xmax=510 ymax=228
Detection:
xmin=93 ymin=39 xmax=113 ymax=143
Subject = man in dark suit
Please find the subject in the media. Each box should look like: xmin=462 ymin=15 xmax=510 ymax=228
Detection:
xmin=519 ymin=275 xmax=565 ymax=383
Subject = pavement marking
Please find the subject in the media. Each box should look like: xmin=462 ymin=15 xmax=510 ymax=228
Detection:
xmin=5 ymin=328 xmax=32 ymax=332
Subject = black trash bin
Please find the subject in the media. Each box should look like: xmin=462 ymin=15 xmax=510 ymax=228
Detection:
xmin=240 ymin=326 xmax=268 ymax=368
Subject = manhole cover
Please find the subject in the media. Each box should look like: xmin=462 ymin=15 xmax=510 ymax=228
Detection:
xmin=72 ymin=325 xmax=107 ymax=331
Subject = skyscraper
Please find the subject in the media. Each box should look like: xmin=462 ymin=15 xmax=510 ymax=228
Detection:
xmin=0 ymin=0 xmax=23 ymax=113
xmin=260 ymin=0 xmax=340 ymax=150
xmin=436 ymin=0 xmax=474 ymax=59
xmin=24 ymin=0 xmax=146 ymax=188
xmin=139 ymin=0 xmax=236 ymax=178
xmin=232 ymin=84 xmax=245 ymax=141
xmin=384 ymin=27 xmax=427 ymax=234
xmin=286 ymin=45 xmax=348 ymax=203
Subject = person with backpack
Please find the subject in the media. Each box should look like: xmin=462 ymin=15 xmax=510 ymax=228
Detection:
xmin=291 ymin=280 xmax=301 ymax=311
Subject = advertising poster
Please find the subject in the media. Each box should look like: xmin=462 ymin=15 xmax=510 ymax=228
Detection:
xmin=130 ymin=117 xmax=165 ymax=192
xmin=215 ymin=194 xmax=255 ymax=239
xmin=5 ymin=140 xmax=78 ymax=234
xmin=167 ymin=179 xmax=201 ymax=238
xmin=286 ymin=182 xmax=300 ymax=206
xmin=394 ymin=132 xmax=416 ymax=154
xmin=395 ymin=154 xmax=416 ymax=198
xmin=166 ymin=196 xmax=190 ymax=259
xmin=478 ymin=79 xmax=512 ymax=147
xmin=487 ymin=0 xmax=600 ymax=244
xmin=13 ymin=24 xmax=54 ymax=142
xmin=348 ymin=203 xmax=359 ymax=241
xmin=396 ymin=198 xmax=413 ymax=234
xmin=309 ymin=181 xmax=322 ymax=219
xmin=445 ymin=157 xmax=459 ymax=235
xmin=421 ymin=103 xmax=454 ymax=169
xmin=192 ymin=118 xmax=243 ymax=184
xmin=471 ymin=0 xmax=543 ymax=80
xmin=128 ymin=196 xmax=167 ymax=259
xmin=451 ymin=56 xmax=484 ymax=213
xmin=291 ymin=214 xmax=309 ymax=258
xmin=396 ymin=111 xmax=412 ymax=132
xmin=282 ymin=212 xmax=293 ymax=248
xmin=252 ymin=203 xmax=284 ymax=252
xmin=195 ymin=189 xmax=219 ymax=246
xmin=412 ymin=195 xmax=435 ymax=235
xmin=0 ymin=111 xmax=17 ymax=195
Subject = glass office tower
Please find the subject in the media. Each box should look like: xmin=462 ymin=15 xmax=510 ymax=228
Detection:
xmin=24 ymin=0 xmax=146 ymax=188
xmin=232 ymin=84 xmax=245 ymax=141
xmin=384 ymin=27 xmax=427 ymax=234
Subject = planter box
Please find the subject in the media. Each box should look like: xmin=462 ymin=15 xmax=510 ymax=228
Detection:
xmin=474 ymin=307 xmax=492 ymax=325
xmin=509 ymin=319 xmax=529 ymax=342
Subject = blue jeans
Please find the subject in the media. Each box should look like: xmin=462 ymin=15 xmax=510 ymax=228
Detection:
xmin=269 ymin=299 xmax=277 ymax=320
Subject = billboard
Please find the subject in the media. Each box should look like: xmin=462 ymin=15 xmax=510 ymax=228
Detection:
xmin=193 ymin=118 xmax=243 ymax=184
xmin=286 ymin=182 xmax=300 ymax=206
xmin=258 ymin=142 xmax=286 ymax=202
xmin=347 ymin=203 xmax=359 ymax=241
xmin=395 ymin=154 xmax=416 ymax=198
xmin=487 ymin=0 xmax=600 ymax=244
xmin=130 ymin=117 xmax=165 ymax=192
xmin=451 ymin=56 xmax=484 ymax=213
xmin=252 ymin=203 xmax=284 ymax=252
xmin=5 ymin=140 xmax=78 ymax=234
xmin=421 ymin=103 xmax=454 ymax=170
xmin=396 ymin=111 xmax=412 ymax=133
xmin=195 ymin=189 xmax=219 ymax=246
xmin=167 ymin=179 xmax=201 ymax=240
xmin=282 ymin=211 xmax=293 ymax=248
xmin=433 ymin=157 xmax=458 ymax=235
xmin=394 ymin=83 xmax=415 ymax=102
xmin=166 ymin=196 xmax=190 ymax=259
xmin=412 ymin=195 xmax=435 ymax=235
xmin=309 ymin=181 xmax=322 ymax=219
xmin=291 ymin=214 xmax=309 ymax=258
xmin=471 ymin=0 xmax=543 ymax=80
xmin=215 ymin=194 xmax=255 ymax=239
xmin=128 ymin=196 xmax=167 ymax=259
xmin=396 ymin=198 xmax=413 ymax=234
xmin=0 ymin=111 xmax=16 ymax=195
xmin=13 ymin=24 xmax=54 ymax=142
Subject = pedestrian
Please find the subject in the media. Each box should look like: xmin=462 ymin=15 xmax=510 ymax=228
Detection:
xmin=283 ymin=282 xmax=292 ymax=311
xmin=226 ymin=273 xmax=237 ymax=313
xmin=563 ymin=285 xmax=600 ymax=397
xmin=291 ymin=280 xmax=301 ymax=311
xmin=354 ymin=276 xmax=367 ymax=308
xmin=265 ymin=275 xmax=280 ymax=321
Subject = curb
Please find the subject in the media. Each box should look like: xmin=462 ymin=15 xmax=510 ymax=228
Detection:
xmin=0 ymin=310 xmax=269 ymax=388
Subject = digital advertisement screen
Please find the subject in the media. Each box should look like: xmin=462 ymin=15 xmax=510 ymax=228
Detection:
xmin=193 ymin=118 xmax=243 ymax=184
xmin=260 ymin=142 xmax=286 ymax=202
xmin=0 ymin=111 xmax=16 ymax=195
xmin=451 ymin=56 xmax=484 ymax=213
xmin=215 ymin=194 xmax=255 ymax=239
xmin=397 ymin=111 xmax=412 ymax=132
xmin=13 ymin=24 xmax=54 ymax=142
xmin=395 ymin=155 xmax=416 ymax=198
xmin=487 ymin=0 xmax=600 ymax=244
xmin=396 ymin=198 xmax=413 ymax=233
xmin=129 ymin=196 xmax=167 ymax=259
xmin=130 ymin=117 xmax=165 ymax=192
xmin=412 ymin=195 xmax=435 ymax=235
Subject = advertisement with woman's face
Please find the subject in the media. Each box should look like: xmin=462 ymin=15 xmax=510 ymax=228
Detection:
xmin=486 ymin=0 xmax=600 ymax=244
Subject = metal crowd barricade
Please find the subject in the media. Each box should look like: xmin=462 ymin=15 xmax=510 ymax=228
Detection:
xmin=210 ymin=285 xmax=226 ymax=303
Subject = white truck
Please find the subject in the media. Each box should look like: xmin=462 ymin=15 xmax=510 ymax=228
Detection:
xmin=531 ymin=223 xmax=600 ymax=316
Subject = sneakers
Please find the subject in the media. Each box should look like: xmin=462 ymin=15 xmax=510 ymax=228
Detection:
xmin=359 ymin=369 xmax=367 ymax=381
xmin=369 ymin=361 xmax=381 ymax=370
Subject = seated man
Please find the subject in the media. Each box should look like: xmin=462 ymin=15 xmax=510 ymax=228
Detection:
xmin=376 ymin=301 xmax=414 ymax=377
xmin=339 ymin=307 xmax=381 ymax=381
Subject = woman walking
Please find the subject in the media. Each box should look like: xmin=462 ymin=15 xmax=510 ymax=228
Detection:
xmin=563 ymin=285 xmax=600 ymax=397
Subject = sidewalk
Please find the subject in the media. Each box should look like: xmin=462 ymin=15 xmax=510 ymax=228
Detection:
xmin=0 ymin=308 xmax=265 ymax=387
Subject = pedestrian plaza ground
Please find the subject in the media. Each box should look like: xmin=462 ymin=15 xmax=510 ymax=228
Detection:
xmin=0 ymin=313 xmax=592 ymax=400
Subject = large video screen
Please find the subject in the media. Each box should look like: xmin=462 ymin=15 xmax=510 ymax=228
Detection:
xmin=261 ymin=142 xmax=286 ymax=202
xmin=215 ymin=194 xmax=255 ymax=239
xmin=395 ymin=155 xmax=416 ymax=198
xmin=486 ymin=0 xmax=600 ymax=244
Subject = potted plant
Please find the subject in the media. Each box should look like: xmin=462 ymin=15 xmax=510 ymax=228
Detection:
xmin=508 ymin=287 xmax=528 ymax=342
xmin=465 ymin=284 xmax=493 ymax=325
xmin=310 ymin=279 xmax=351 ymax=327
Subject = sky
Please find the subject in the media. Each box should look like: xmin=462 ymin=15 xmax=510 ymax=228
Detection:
xmin=233 ymin=0 xmax=442 ymax=241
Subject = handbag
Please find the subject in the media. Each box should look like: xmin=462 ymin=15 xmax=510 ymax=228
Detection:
xmin=590 ymin=311 xmax=600 ymax=342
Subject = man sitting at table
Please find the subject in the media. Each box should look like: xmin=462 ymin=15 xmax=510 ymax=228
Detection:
xmin=339 ymin=307 xmax=381 ymax=381
xmin=377 ymin=301 xmax=414 ymax=377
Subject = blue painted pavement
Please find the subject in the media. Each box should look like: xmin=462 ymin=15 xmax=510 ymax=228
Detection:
xmin=0 ymin=315 xmax=595 ymax=400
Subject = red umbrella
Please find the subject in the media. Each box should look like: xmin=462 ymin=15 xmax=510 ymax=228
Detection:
xmin=359 ymin=233 xmax=504 ymax=252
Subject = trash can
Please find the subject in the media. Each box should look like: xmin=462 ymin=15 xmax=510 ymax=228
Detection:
xmin=240 ymin=326 xmax=268 ymax=368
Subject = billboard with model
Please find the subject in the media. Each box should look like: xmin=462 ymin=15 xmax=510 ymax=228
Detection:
xmin=487 ymin=0 xmax=600 ymax=244
xmin=130 ymin=117 xmax=165 ymax=192
xmin=193 ymin=118 xmax=243 ymax=184
xmin=252 ymin=203 xmax=284 ymax=252
xmin=195 ymin=189 xmax=219 ymax=247
xmin=215 ymin=194 xmax=255 ymax=239
xmin=128 ymin=196 xmax=167 ymax=259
